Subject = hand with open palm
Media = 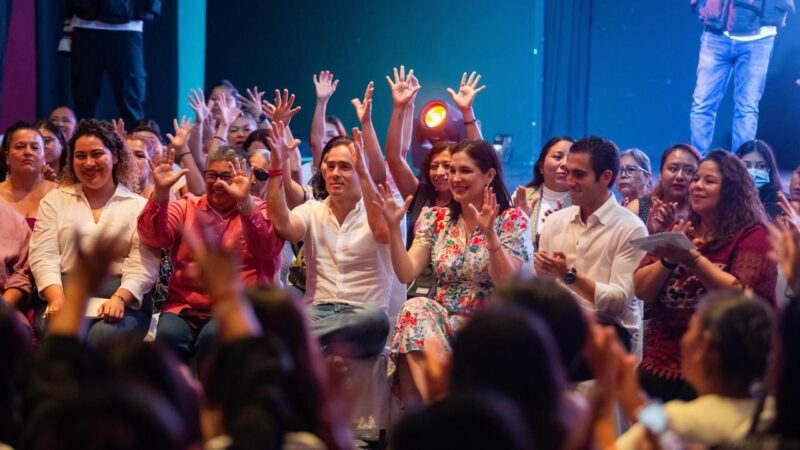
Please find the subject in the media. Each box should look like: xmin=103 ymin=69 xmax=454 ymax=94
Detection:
xmin=386 ymin=65 xmax=421 ymax=108
xmin=447 ymin=71 xmax=486 ymax=111
xmin=468 ymin=186 xmax=499 ymax=232
xmin=373 ymin=183 xmax=412 ymax=226
xmin=149 ymin=146 xmax=189 ymax=200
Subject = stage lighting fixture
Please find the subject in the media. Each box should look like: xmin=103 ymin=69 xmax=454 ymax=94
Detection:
xmin=410 ymin=100 xmax=467 ymax=169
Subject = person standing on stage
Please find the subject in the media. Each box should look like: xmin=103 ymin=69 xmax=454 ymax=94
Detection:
xmin=689 ymin=0 xmax=794 ymax=154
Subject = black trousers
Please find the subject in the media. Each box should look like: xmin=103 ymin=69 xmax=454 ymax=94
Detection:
xmin=71 ymin=27 xmax=146 ymax=123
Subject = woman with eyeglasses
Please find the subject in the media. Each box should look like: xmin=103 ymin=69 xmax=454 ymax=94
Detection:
xmin=29 ymin=119 xmax=159 ymax=345
xmin=35 ymin=120 xmax=68 ymax=181
xmin=735 ymin=140 xmax=784 ymax=221
xmin=616 ymin=148 xmax=654 ymax=210
xmin=633 ymin=150 xmax=776 ymax=403
xmin=627 ymin=144 xmax=703 ymax=235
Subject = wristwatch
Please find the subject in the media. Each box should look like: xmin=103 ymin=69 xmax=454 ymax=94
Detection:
xmin=563 ymin=267 xmax=577 ymax=285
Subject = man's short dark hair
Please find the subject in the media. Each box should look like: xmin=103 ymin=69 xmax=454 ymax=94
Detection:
xmin=569 ymin=136 xmax=620 ymax=188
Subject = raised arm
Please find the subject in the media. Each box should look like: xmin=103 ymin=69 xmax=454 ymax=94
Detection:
xmin=238 ymin=86 xmax=272 ymax=131
xmin=447 ymin=71 xmax=486 ymax=140
xmin=373 ymin=185 xmax=431 ymax=283
xmin=351 ymin=81 xmax=386 ymax=186
xmin=310 ymin=71 xmax=339 ymax=172
xmin=351 ymin=128 xmax=389 ymax=244
xmin=385 ymin=66 xmax=422 ymax=199
xmin=208 ymin=95 xmax=240 ymax=157
xmin=137 ymin=146 xmax=190 ymax=249
xmin=469 ymin=188 xmax=526 ymax=284
xmin=266 ymin=122 xmax=307 ymax=243
xmin=400 ymin=73 xmax=418 ymax=159
xmin=168 ymin=116 xmax=205 ymax=195
xmin=188 ymin=89 xmax=211 ymax=169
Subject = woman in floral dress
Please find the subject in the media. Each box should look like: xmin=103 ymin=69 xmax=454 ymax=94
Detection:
xmin=374 ymin=139 xmax=532 ymax=406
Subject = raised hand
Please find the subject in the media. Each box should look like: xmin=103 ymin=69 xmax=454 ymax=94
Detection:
xmin=189 ymin=89 xmax=211 ymax=124
xmin=467 ymin=186 xmax=500 ymax=232
xmin=386 ymin=65 xmax=421 ymax=108
xmin=238 ymin=86 xmax=265 ymax=118
xmin=313 ymin=70 xmax=339 ymax=101
xmin=216 ymin=157 xmax=252 ymax=203
xmin=266 ymin=89 xmax=301 ymax=127
xmin=373 ymin=183 xmax=412 ymax=226
xmin=166 ymin=115 xmax=193 ymax=149
xmin=111 ymin=118 xmax=126 ymax=139
xmin=266 ymin=121 xmax=300 ymax=167
xmin=513 ymin=186 xmax=536 ymax=217
xmin=351 ymin=82 xmax=374 ymax=125
xmin=349 ymin=127 xmax=369 ymax=174
xmin=778 ymin=192 xmax=800 ymax=230
xmin=447 ymin=71 xmax=486 ymax=111
xmin=216 ymin=94 xmax=241 ymax=127
xmin=148 ymin=146 xmax=189 ymax=195
xmin=407 ymin=72 xmax=420 ymax=107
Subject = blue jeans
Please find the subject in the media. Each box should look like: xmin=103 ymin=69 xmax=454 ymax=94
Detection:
xmin=307 ymin=303 xmax=390 ymax=357
xmin=690 ymin=31 xmax=775 ymax=154
xmin=155 ymin=313 xmax=218 ymax=367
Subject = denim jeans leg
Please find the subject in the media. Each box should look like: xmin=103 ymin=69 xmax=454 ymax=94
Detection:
xmin=155 ymin=313 xmax=196 ymax=365
xmin=690 ymin=31 xmax=734 ymax=154
xmin=86 ymin=305 xmax=152 ymax=347
xmin=308 ymin=303 xmax=390 ymax=357
xmin=194 ymin=319 xmax=218 ymax=370
xmin=730 ymin=36 xmax=775 ymax=152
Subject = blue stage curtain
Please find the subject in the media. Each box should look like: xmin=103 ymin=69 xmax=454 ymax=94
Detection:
xmin=542 ymin=0 xmax=593 ymax=140
xmin=0 ymin=0 xmax=12 ymax=102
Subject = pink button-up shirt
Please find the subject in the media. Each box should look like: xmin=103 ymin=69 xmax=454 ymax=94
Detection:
xmin=0 ymin=203 xmax=32 ymax=296
xmin=137 ymin=194 xmax=284 ymax=314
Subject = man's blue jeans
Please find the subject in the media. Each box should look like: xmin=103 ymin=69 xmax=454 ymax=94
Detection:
xmin=690 ymin=31 xmax=775 ymax=154
xmin=307 ymin=303 xmax=390 ymax=358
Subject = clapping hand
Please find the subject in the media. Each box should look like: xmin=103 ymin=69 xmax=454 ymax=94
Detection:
xmin=386 ymin=65 xmax=421 ymax=108
xmin=513 ymin=186 xmax=537 ymax=216
xmin=467 ymin=186 xmax=499 ymax=232
xmin=650 ymin=220 xmax=700 ymax=266
xmin=189 ymin=89 xmax=211 ymax=124
xmin=373 ymin=184 xmax=412 ymax=226
xmin=166 ymin=116 xmax=193 ymax=150
xmin=351 ymin=82 xmax=374 ymax=125
xmin=646 ymin=198 xmax=678 ymax=234
xmin=534 ymin=250 xmax=569 ymax=279
xmin=446 ymin=71 xmax=486 ymax=111
xmin=313 ymin=70 xmax=339 ymax=101
xmin=768 ymin=212 xmax=800 ymax=295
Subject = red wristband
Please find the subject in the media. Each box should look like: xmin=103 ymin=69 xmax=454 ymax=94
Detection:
xmin=268 ymin=168 xmax=284 ymax=177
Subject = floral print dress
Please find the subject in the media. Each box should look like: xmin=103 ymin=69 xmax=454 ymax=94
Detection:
xmin=388 ymin=206 xmax=532 ymax=385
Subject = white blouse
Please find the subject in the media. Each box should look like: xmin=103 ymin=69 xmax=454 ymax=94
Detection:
xmin=29 ymin=184 xmax=159 ymax=308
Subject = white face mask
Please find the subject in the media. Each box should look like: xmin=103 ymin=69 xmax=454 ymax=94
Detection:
xmin=747 ymin=168 xmax=770 ymax=190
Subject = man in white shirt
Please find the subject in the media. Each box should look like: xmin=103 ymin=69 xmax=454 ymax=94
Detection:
xmin=535 ymin=136 xmax=647 ymax=349
xmin=267 ymin=127 xmax=391 ymax=357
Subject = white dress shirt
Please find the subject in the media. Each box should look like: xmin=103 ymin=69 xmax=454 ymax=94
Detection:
xmin=29 ymin=184 xmax=159 ymax=308
xmin=537 ymin=193 xmax=647 ymax=333
xmin=291 ymin=197 xmax=393 ymax=310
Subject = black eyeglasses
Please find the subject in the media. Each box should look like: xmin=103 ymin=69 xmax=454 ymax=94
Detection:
xmin=204 ymin=171 xmax=233 ymax=183
xmin=253 ymin=168 xmax=269 ymax=182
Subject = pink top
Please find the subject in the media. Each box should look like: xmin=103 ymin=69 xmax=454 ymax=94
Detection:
xmin=137 ymin=194 xmax=284 ymax=314
xmin=0 ymin=203 xmax=32 ymax=295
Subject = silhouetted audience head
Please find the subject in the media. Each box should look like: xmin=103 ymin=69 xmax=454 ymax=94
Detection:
xmin=682 ymin=290 xmax=773 ymax=395
xmin=493 ymin=279 xmax=588 ymax=382
xmin=21 ymin=385 xmax=185 ymax=450
xmin=392 ymin=391 xmax=536 ymax=450
xmin=450 ymin=305 xmax=566 ymax=449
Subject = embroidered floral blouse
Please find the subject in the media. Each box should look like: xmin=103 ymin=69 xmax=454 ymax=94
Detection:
xmin=413 ymin=206 xmax=532 ymax=316
xmin=639 ymin=223 xmax=777 ymax=381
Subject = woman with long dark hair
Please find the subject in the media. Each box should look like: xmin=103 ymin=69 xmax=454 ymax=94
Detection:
xmin=735 ymin=139 xmax=784 ymax=221
xmin=374 ymin=139 xmax=532 ymax=406
xmin=633 ymin=150 xmax=776 ymax=402
xmin=512 ymin=136 xmax=573 ymax=251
